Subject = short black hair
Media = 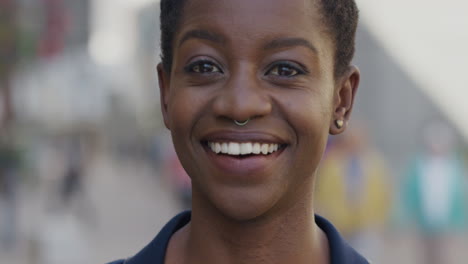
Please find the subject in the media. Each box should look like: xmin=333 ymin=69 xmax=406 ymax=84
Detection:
xmin=160 ymin=0 xmax=359 ymax=77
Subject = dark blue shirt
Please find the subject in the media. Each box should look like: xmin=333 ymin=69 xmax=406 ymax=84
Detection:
xmin=108 ymin=211 xmax=369 ymax=264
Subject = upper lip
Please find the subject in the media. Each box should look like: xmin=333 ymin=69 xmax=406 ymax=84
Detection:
xmin=200 ymin=130 xmax=288 ymax=145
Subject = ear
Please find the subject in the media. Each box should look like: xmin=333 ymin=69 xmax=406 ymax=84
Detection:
xmin=329 ymin=66 xmax=360 ymax=135
xmin=157 ymin=63 xmax=171 ymax=130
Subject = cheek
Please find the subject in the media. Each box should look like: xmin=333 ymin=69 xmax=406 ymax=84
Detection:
xmin=297 ymin=107 xmax=330 ymax=158
xmin=167 ymin=88 xmax=204 ymax=177
xmin=286 ymin=88 xmax=333 ymax=136
xmin=167 ymin=86 xmax=204 ymax=133
xmin=285 ymin=89 xmax=333 ymax=169
xmin=166 ymin=86 xmax=213 ymax=168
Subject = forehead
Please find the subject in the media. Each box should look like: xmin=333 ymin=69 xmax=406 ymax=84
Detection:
xmin=182 ymin=0 xmax=319 ymax=18
xmin=176 ymin=0 xmax=331 ymax=55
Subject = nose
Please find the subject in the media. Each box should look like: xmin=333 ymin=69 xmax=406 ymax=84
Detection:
xmin=212 ymin=67 xmax=272 ymax=123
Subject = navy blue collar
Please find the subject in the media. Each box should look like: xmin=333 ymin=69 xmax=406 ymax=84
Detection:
xmin=315 ymin=214 xmax=369 ymax=264
xmin=119 ymin=211 xmax=368 ymax=264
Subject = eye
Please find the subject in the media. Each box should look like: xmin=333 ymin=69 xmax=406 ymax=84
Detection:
xmin=185 ymin=60 xmax=223 ymax=74
xmin=266 ymin=62 xmax=305 ymax=77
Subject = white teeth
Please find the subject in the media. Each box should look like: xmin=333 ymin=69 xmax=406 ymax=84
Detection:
xmin=215 ymin=143 xmax=222 ymax=153
xmin=228 ymin=142 xmax=240 ymax=155
xmin=253 ymin=143 xmax=261 ymax=154
xmin=221 ymin=143 xmax=228 ymax=153
xmin=268 ymin=144 xmax=274 ymax=153
xmin=240 ymin=143 xmax=253 ymax=155
xmin=208 ymin=142 xmax=281 ymax=156
xmin=261 ymin=144 xmax=269 ymax=154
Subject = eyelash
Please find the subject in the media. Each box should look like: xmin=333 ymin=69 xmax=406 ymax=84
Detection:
xmin=265 ymin=61 xmax=307 ymax=78
xmin=184 ymin=59 xmax=307 ymax=78
xmin=184 ymin=59 xmax=224 ymax=74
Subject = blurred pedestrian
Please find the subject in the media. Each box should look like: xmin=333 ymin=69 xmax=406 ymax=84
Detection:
xmin=60 ymin=136 xmax=85 ymax=206
xmin=402 ymin=121 xmax=467 ymax=264
xmin=0 ymin=0 xmax=18 ymax=128
xmin=38 ymin=0 xmax=68 ymax=59
xmin=0 ymin=0 xmax=20 ymax=239
xmin=0 ymin=134 xmax=20 ymax=250
xmin=315 ymin=124 xmax=391 ymax=260
xmin=57 ymin=134 xmax=96 ymax=227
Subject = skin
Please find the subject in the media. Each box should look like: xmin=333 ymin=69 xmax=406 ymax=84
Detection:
xmin=157 ymin=0 xmax=360 ymax=263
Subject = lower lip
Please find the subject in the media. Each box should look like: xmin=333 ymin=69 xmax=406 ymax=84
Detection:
xmin=203 ymin=144 xmax=286 ymax=178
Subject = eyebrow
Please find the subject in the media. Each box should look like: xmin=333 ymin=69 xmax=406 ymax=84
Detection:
xmin=264 ymin=37 xmax=318 ymax=54
xmin=178 ymin=29 xmax=225 ymax=47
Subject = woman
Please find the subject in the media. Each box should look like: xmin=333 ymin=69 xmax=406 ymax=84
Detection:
xmin=109 ymin=0 xmax=365 ymax=263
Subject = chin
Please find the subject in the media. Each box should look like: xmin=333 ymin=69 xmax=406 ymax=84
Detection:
xmin=195 ymin=183 xmax=286 ymax=222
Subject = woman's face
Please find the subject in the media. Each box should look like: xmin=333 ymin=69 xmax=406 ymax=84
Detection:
xmin=158 ymin=0 xmax=357 ymax=220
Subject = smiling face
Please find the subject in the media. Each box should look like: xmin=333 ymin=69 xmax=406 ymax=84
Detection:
xmin=158 ymin=0 xmax=359 ymax=221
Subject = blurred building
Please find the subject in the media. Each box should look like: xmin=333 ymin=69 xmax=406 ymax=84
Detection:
xmin=354 ymin=0 xmax=468 ymax=171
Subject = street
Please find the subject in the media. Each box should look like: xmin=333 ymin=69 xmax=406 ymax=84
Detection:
xmin=1 ymin=150 xmax=466 ymax=264
xmin=1 ymin=151 xmax=181 ymax=264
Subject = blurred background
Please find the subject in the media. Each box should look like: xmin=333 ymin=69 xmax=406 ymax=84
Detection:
xmin=0 ymin=0 xmax=467 ymax=263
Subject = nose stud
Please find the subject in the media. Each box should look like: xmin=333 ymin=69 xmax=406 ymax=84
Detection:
xmin=234 ymin=119 xmax=249 ymax=126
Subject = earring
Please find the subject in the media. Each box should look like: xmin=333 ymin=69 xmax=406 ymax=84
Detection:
xmin=335 ymin=119 xmax=344 ymax=129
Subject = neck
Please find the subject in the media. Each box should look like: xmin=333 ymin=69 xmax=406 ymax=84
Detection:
xmin=168 ymin=184 xmax=329 ymax=264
